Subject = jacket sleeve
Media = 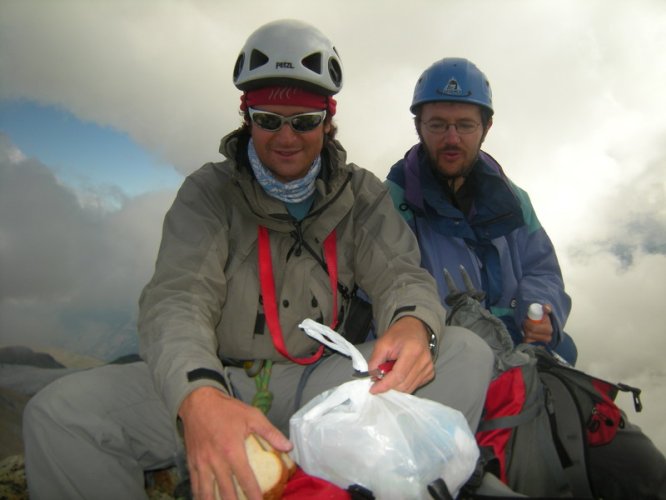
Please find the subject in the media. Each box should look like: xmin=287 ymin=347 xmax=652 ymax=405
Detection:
xmin=511 ymin=186 xmax=572 ymax=349
xmin=349 ymin=168 xmax=447 ymax=350
xmin=138 ymin=168 xmax=231 ymax=423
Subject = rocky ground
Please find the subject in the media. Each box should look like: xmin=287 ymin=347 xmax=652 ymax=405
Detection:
xmin=0 ymin=345 xmax=189 ymax=499
xmin=0 ymin=454 xmax=186 ymax=500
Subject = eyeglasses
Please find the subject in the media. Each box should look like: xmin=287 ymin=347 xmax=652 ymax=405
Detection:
xmin=420 ymin=119 xmax=481 ymax=135
xmin=248 ymin=108 xmax=327 ymax=133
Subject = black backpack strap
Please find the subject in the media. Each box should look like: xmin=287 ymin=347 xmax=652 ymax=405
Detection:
xmin=427 ymin=478 xmax=454 ymax=500
xmin=540 ymin=372 xmax=594 ymax=499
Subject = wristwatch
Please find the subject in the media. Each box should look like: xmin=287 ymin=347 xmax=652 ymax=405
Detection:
xmin=425 ymin=324 xmax=438 ymax=359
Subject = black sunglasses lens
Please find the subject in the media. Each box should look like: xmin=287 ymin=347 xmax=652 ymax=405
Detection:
xmin=291 ymin=114 xmax=323 ymax=132
xmin=253 ymin=113 xmax=282 ymax=131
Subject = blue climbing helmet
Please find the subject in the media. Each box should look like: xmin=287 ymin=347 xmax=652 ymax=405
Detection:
xmin=410 ymin=58 xmax=493 ymax=115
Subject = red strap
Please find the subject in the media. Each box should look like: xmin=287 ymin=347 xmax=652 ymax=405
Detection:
xmin=323 ymin=230 xmax=339 ymax=330
xmin=258 ymin=226 xmax=339 ymax=365
xmin=283 ymin=467 xmax=350 ymax=499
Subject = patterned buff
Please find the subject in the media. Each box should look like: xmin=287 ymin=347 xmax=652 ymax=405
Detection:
xmin=248 ymin=139 xmax=321 ymax=203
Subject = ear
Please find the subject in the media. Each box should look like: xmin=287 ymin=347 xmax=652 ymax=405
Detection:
xmin=414 ymin=116 xmax=424 ymax=142
xmin=480 ymin=117 xmax=493 ymax=143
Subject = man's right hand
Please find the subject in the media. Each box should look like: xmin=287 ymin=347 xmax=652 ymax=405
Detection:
xmin=178 ymin=386 xmax=292 ymax=500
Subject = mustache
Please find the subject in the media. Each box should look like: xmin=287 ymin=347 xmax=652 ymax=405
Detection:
xmin=438 ymin=146 xmax=463 ymax=153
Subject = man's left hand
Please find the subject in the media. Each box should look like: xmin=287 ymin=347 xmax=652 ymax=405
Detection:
xmin=522 ymin=303 xmax=554 ymax=344
xmin=367 ymin=316 xmax=434 ymax=395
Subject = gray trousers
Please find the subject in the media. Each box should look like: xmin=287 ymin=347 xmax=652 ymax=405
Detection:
xmin=23 ymin=326 xmax=493 ymax=499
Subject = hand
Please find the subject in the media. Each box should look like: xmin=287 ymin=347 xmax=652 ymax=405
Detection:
xmin=178 ymin=386 xmax=292 ymax=500
xmin=367 ymin=316 xmax=434 ymax=395
xmin=522 ymin=303 xmax=554 ymax=344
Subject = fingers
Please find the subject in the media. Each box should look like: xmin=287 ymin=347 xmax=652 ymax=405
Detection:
xmin=188 ymin=437 xmax=264 ymax=500
xmin=179 ymin=389 xmax=282 ymax=500
xmin=186 ymin=441 xmax=230 ymax=500
xmin=524 ymin=331 xmax=553 ymax=344
xmin=254 ymin=424 xmax=292 ymax=454
xmin=523 ymin=321 xmax=553 ymax=343
xmin=369 ymin=316 xmax=435 ymax=395
xmin=523 ymin=304 xmax=554 ymax=344
xmin=187 ymin=457 xmax=222 ymax=500
xmin=377 ymin=364 xmax=432 ymax=394
xmin=226 ymin=452 xmax=263 ymax=500
xmin=370 ymin=349 xmax=434 ymax=395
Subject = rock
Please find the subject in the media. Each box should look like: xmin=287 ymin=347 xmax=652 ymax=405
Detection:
xmin=0 ymin=454 xmax=187 ymax=499
xmin=0 ymin=346 xmax=64 ymax=369
xmin=0 ymin=455 xmax=26 ymax=500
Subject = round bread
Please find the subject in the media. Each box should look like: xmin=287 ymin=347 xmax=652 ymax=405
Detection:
xmin=214 ymin=434 xmax=294 ymax=500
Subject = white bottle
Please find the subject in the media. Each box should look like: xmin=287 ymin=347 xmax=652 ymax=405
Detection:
xmin=526 ymin=303 xmax=570 ymax=365
xmin=527 ymin=303 xmax=544 ymax=322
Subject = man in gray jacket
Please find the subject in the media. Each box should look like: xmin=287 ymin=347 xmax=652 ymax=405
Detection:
xmin=23 ymin=20 xmax=493 ymax=500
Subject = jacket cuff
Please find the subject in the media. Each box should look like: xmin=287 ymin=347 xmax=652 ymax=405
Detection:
xmin=159 ymin=360 xmax=231 ymax=425
xmin=390 ymin=305 xmax=443 ymax=360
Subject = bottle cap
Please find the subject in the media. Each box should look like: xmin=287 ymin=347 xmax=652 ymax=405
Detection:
xmin=527 ymin=303 xmax=544 ymax=321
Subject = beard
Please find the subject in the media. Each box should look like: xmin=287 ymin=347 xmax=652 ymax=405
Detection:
xmin=427 ymin=145 xmax=478 ymax=182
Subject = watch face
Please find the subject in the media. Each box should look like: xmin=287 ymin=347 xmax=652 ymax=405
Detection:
xmin=426 ymin=328 xmax=438 ymax=355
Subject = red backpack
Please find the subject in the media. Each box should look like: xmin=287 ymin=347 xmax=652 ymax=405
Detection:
xmin=470 ymin=347 xmax=642 ymax=498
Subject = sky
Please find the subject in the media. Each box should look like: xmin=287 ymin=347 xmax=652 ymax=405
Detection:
xmin=1 ymin=0 xmax=665 ymax=452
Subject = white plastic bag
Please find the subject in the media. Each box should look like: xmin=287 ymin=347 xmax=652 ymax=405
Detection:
xmin=290 ymin=319 xmax=480 ymax=499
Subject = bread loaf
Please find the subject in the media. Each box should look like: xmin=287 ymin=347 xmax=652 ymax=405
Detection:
xmin=254 ymin=434 xmax=297 ymax=479
xmin=214 ymin=434 xmax=296 ymax=500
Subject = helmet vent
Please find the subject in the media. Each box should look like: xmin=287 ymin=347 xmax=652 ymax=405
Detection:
xmin=249 ymin=49 xmax=269 ymax=70
xmin=328 ymin=57 xmax=343 ymax=87
xmin=232 ymin=54 xmax=245 ymax=81
xmin=301 ymin=52 xmax=322 ymax=74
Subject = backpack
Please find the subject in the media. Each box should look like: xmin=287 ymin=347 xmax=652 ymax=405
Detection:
xmin=442 ymin=268 xmax=662 ymax=499
xmin=468 ymin=346 xmax=644 ymax=499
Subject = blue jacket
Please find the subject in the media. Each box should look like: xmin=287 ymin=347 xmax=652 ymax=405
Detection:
xmin=386 ymin=144 xmax=577 ymax=364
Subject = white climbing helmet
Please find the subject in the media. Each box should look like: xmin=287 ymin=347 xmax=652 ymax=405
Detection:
xmin=233 ymin=19 xmax=343 ymax=95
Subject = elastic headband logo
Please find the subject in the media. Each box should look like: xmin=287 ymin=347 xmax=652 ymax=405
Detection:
xmin=267 ymin=87 xmax=299 ymax=100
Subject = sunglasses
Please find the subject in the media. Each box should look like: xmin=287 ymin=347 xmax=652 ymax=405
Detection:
xmin=248 ymin=108 xmax=327 ymax=133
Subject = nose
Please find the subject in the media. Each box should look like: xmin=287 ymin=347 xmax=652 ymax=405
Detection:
xmin=442 ymin=125 xmax=461 ymax=143
xmin=274 ymin=122 xmax=299 ymax=142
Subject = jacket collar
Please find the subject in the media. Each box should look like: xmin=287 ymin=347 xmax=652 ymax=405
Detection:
xmin=404 ymin=144 xmax=525 ymax=237
xmin=218 ymin=130 xmax=355 ymax=236
xmin=219 ymin=130 xmax=351 ymax=191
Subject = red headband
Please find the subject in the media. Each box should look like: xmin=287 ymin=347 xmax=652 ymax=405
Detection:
xmin=240 ymin=86 xmax=337 ymax=116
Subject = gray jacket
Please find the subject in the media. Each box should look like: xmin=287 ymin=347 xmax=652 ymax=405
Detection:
xmin=138 ymin=131 xmax=447 ymax=421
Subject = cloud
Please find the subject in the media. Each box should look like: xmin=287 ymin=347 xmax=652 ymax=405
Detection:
xmin=560 ymin=141 xmax=666 ymax=454
xmin=563 ymin=250 xmax=666 ymax=452
xmin=0 ymin=133 xmax=98 ymax=302
xmin=2 ymin=1 xmax=663 ymax=181
xmin=0 ymin=134 xmax=175 ymax=359
xmin=567 ymin=147 xmax=666 ymax=269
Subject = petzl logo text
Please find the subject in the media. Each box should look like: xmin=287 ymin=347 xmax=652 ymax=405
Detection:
xmin=276 ymin=61 xmax=295 ymax=69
